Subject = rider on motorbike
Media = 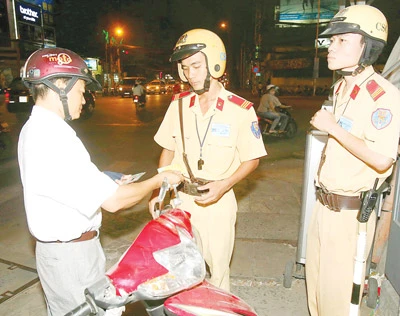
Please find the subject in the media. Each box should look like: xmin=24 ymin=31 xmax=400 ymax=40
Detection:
xmin=257 ymin=84 xmax=289 ymax=133
xmin=132 ymin=79 xmax=145 ymax=104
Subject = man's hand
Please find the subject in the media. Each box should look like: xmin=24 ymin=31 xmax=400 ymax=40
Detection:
xmin=148 ymin=170 xmax=182 ymax=219
xmin=310 ymin=109 xmax=337 ymax=134
xmin=194 ymin=180 xmax=229 ymax=205
xmin=148 ymin=193 xmax=160 ymax=219
xmin=158 ymin=170 xmax=183 ymax=186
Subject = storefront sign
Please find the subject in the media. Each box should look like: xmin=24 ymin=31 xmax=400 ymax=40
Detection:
xmin=16 ymin=1 xmax=41 ymax=26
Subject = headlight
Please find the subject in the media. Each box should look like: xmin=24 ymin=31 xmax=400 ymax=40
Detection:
xmin=137 ymin=227 xmax=205 ymax=299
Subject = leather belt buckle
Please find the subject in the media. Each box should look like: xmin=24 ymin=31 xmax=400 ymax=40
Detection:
xmin=179 ymin=180 xmax=209 ymax=196
xmin=185 ymin=182 xmax=202 ymax=196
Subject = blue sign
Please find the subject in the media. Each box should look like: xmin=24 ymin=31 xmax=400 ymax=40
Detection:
xmin=279 ymin=0 xmax=338 ymax=25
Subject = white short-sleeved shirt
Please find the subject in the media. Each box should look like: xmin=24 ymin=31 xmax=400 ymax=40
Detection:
xmin=154 ymin=85 xmax=267 ymax=181
xmin=18 ymin=106 xmax=118 ymax=242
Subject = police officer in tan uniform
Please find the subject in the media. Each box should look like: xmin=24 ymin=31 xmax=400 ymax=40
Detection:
xmin=306 ymin=5 xmax=400 ymax=315
xmin=149 ymin=29 xmax=267 ymax=291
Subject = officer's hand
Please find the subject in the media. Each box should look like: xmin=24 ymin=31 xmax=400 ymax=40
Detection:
xmin=194 ymin=180 xmax=228 ymax=205
xmin=310 ymin=109 xmax=336 ymax=133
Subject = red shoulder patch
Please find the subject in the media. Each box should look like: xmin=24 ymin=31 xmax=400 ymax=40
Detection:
xmin=216 ymin=97 xmax=224 ymax=111
xmin=366 ymin=80 xmax=385 ymax=101
xmin=350 ymin=85 xmax=360 ymax=100
xmin=335 ymin=81 xmax=343 ymax=96
xmin=227 ymin=94 xmax=253 ymax=110
xmin=189 ymin=95 xmax=196 ymax=108
xmin=171 ymin=90 xmax=192 ymax=101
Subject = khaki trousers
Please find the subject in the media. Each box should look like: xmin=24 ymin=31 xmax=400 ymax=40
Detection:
xmin=305 ymin=201 xmax=376 ymax=316
xmin=179 ymin=189 xmax=237 ymax=292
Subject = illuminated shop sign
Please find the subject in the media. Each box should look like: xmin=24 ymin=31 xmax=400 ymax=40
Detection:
xmin=16 ymin=1 xmax=42 ymax=26
xmin=278 ymin=0 xmax=338 ymax=25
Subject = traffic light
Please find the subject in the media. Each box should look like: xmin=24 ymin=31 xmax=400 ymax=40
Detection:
xmin=121 ymin=49 xmax=129 ymax=55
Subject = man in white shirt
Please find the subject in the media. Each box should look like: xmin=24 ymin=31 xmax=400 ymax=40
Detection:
xmin=18 ymin=47 xmax=182 ymax=316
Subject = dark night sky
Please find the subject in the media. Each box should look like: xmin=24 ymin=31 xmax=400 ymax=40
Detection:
xmin=54 ymin=0 xmax=253 ymax=60
xmin=53 ymin=0 xmax=400 ymax=75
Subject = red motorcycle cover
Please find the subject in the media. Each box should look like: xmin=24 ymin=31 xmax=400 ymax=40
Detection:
xmin=164 ymin=281 xmax=258 ymax=316
xmin=106 ymin=209 xmax=193 ymax=295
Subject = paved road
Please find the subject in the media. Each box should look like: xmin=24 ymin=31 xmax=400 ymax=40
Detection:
xmin=0 ymin=92 xmax=374 ymax=315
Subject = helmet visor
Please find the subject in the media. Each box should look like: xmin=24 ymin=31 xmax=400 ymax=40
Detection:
xmin=170 ymin=43 xmax=206 ymax=62
xmin=320 ymin=22 xmax=362 ymax=37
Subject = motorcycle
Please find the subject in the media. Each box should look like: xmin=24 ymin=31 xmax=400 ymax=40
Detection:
xmin=66 ymin=179 xmax=257 ymax=316
xmin=257 ymin=105 xmax=298 ymax=139
xmin=0 ymin=120 xmax=13 ymax=160
xmin=133 ymin=94 xmax=146 ymax=111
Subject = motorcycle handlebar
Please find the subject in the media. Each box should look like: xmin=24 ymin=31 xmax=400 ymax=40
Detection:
xmin=64 ymin=301 xmax=93 ymax=316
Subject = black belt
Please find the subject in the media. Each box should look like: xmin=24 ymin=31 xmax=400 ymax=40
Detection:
xmin=178 ymin=180 xmax=210 ymax=196
xmin=316 ymin=188 xmax=361 ymax=212
xmin=36 ymin=230 xmax=98 ymax=243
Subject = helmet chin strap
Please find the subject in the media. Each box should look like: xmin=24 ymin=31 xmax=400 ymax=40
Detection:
xmin=59 ymin=89 xmax=71 ymax=121
xmin=193 ymin=73 xmax=211 ymax=95
xmin=336 ymin=64 xmax=366 ymax=77
xmin=43 ymin=77 xmax=79 ymax=121
xmin=336 ymin=45 xmax=367 ymax=77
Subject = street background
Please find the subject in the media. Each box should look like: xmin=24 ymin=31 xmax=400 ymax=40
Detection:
xmin=0 ymin=91 xmax=381 ymax=315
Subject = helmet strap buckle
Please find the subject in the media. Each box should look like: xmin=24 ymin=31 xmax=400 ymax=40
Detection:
xmin=59 ymin=88 xmax=72 ymax=121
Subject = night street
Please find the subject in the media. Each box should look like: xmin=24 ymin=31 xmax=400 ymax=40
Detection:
xmin=0 ymin=91 xmax=326 ymax=192
xmin=0 ymin=0 xmax=398 ymax=314
xmin=0 ymin=92 xmax=329 ymax=315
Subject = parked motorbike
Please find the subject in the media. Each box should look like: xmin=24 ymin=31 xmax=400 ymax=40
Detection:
xmin=66 ymin=179 xmax=257 ymax=316
xmin=258 ymin=105 xmax=297 ymax=139
xmin=0 ymin=120 xmax=13 ymax=160
xmin=133 ymin=95 xmax=146 ymax=111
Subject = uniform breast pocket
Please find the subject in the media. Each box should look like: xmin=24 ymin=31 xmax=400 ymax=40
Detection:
xmin=171 ymin=130 xmax=183 ymax=152
xmin=205 ymin=137 xmax=236 ymax=172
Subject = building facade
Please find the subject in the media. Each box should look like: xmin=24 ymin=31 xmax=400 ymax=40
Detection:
xmin=0 ymin=0 xmax=56 ymax=88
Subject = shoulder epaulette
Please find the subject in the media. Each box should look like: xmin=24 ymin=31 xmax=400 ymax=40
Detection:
xmin=227 ymin=94 xmax=253 ymax=110
xmin=366 ymin=80 xmax=385 ymax=101
xmin=171 ymin=91 xmax=193 ymax=101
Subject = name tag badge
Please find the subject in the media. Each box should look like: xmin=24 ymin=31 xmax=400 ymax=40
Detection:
xmin=338 ymin=116 xmax=353 ymax=132
xmin=211 ymin=123 xmax=230 ymax=137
